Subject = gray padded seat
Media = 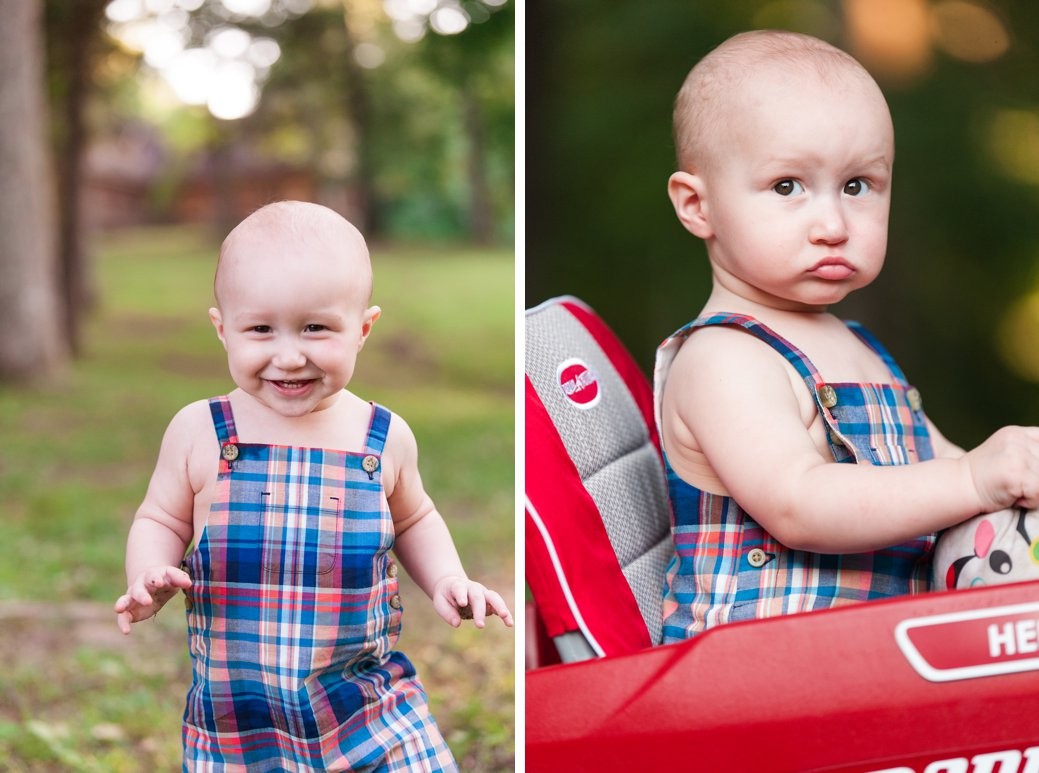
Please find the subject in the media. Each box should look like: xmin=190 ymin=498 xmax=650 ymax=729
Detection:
xmin=526 ymin=297 xmax=673 ymax=658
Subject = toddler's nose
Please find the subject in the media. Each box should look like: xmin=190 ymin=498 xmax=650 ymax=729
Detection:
xmin=809 ymin=196 xmax=849 ymax=245
xmin=272 ymin=340 xmax=306 ymax=370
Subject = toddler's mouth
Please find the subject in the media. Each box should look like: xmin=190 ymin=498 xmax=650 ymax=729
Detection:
xmin=270 ymin=379 xmax=314 ymax=391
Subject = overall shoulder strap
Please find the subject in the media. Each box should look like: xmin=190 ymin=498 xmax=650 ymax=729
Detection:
xmin=845 ymin=320 xmax=909 ymax=384
xmin=208 ymin=396 xmax=238 ymax=445
xmin=692 ymin=313 xmax=824 ymax=383
xmin=654 ymin=313 xmax=855 ymax=461
xmin=363 ymin=403 xmax=392 ymax=456
xmin=656 ymin=313 xmax=825 ymax=396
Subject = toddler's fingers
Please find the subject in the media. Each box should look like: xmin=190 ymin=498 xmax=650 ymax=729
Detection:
xmin=130 ymin=586 xmax=154 ymax=608
xmin=485 ymin=590 xmax=514 ymax=627
xmin=116 ymin=609 xmax=136 ymax=635
xmin=144 ymin=569 xmax=168 ymax=591
xmin=433 ymin=595 xmax=463 ymax=628
xmin=449 ymin=580 xmax=470 ymax=610
xmin=165 ymin=566 xmax=193 ymax=588
xmin=465 ymin=587 xmax=488 ymax=628
xmin=1018 ymin=495 xmax=1039 ymax=511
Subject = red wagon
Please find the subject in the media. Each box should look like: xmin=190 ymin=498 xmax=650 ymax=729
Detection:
xmin=525 ymin=296 xmax=1039 ymax=772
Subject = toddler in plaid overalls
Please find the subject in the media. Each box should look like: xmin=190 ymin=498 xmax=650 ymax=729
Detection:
xmin=657 ymin=30 xmax=1039 ymax=639
xmin=115 ymin=201 xmax=513 ymax=771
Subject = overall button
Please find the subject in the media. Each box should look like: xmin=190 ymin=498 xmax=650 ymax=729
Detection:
xmin=747 ymin=548 xmax=769 ymax=568
xmin=389 ymin=594 xmax=402 ymax=609
xmin=362 ymin=455 xmax=380 ymax=473
xmin=387 ymin=562 xmax=398 ymax=579
xmin=817 ymin=384 xmax=838 ymax=409
xmin=907 ymin=387 xmax=923 ymax=412
xmin=221 ymin=443 xmax=239 ymax=462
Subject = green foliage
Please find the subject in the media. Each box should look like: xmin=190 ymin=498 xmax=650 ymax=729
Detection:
xmin=0 ymin=226 xmax=514 ymax=769
xmin=86 ymin=1 xmax=515 ymax=243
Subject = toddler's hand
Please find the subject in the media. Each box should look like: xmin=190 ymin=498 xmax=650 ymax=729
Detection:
xmin=114 ymin=565 xmax=192 ymax=634
xmin=432 ymin=575 xmax=514 ymax=629
xmin=964 ymin=426 xmax=1039 ymax=512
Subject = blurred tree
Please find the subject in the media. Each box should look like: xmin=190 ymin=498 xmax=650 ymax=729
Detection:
xmin=256 ymin=0 xmax=514 ymax=242
xmin=415 ymin=2 xmax=515 ymax=244
xmin=45 ymin=0 xmax=111 ymax=356
xmin=255 ymin=2 xmax=384 ymax=236
xmin=0 ymin=0 xmax=66 ymax=381
xmin=342 ymin=1 xmax=380 ymax=236
xmin=5 ymin=0 xmax=512 ymax=380
xmin=96 ymin=0 xmax=513 ymax=243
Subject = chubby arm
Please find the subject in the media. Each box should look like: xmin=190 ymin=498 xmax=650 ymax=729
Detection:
xmin=666 ymin=331 xmax=1039 ymax=554
xmin=113 ymin=404 xmax=203 ymax=633
xmin=385 ymin=414 xmax=513 ymax=628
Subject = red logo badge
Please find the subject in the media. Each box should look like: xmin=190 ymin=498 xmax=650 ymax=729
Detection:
xmin=557 ymin=358 xmax=600 ymax=409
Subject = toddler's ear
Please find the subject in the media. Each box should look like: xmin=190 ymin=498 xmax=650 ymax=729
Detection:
xmin=359 ymin=306 xmax=381 ymax=348
xmin=668 ymin=171 xmax=713 ymax=239
xmin=208 ymin=307 xmax=227 ymax=349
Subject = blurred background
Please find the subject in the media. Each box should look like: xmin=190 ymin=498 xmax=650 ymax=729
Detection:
xmin=0 ymin=0 xmax=514 ymax=769
xmin=527 ymin=0 xmax=1039 ymax=449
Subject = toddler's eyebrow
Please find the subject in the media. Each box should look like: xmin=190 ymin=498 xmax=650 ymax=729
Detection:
xmin=761 ymin=152 xmax=892 ymax=171
xmin=858 ymin=155 xmax=892 ymax=171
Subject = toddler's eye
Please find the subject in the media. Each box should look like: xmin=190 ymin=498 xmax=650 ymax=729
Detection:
xmin=844 ymin=178 xmax=870 ymax=197
xmin=773 ymin=179 xmax=804 ymax=196
xmin=251 ymin=325 xmax=272 ymax=334
xmin=304 ymin=324 xmax=327 ymax=333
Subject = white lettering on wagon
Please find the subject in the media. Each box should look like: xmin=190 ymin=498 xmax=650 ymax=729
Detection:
xmin=869 ymin=745 xmax=1039 ymax=773
xmin=894 ymin=601 xmax=1039 ymax=682
xmin=988 ymin=618 xmax=1039 ymax=657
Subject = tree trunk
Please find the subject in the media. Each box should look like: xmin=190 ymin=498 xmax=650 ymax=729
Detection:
xmin=340 ymin=8 xmax=380 ymax=237
xmin=0 ymin=0 xmax=65 ymax=381
xmin=50 ymin=0 xmax=108 ymax=356
xmin=462 ymin=82 xmax=493 ymax=245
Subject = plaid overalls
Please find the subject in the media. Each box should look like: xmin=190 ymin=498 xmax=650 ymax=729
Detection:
xmin=181 ymin=397 xmax=457 ymax=772
xmin=654 ymin=315 xmax=937 ymax=644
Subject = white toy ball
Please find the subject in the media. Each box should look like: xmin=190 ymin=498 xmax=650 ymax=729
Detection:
xmin=933 ymin=507 xmax=1039 ymax=590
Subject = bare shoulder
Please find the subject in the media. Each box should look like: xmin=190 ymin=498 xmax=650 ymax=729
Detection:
xmin=168 ymin=398 xmax=216 ymax=434
xmin=663 ymin=323 xmax=816 ymax=451
xmin=666 ymin=325 xmax=795 ymax=407
xmin=164 ymin=398 xmax=217 ymax=446
xmin=162 ymin=399 xmax=218 ymax=493
xmin=383 ymin=408 xmax=419 ymax=464
xmin=377 ymin=408 xmax=424 ymax=504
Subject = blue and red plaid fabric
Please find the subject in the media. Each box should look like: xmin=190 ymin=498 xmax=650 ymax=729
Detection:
xmin=181 ymin=396 xmax=456 ymax=771
xmin=654 ymin=315 xmax=937 ymax=644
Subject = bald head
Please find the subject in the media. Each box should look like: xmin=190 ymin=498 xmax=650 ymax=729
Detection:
xmin=214 ymin=201 xmax=373 ymax=307
xmin=673 ymin=30 xmax=886 ymax=173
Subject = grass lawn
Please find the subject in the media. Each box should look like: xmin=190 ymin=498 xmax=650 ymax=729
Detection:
xmin=0 ymin=226 xmax=516 ymax=771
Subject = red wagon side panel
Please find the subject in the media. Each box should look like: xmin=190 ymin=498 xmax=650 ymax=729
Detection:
xmin=527 ymin=581 xmax=1039 ymax=772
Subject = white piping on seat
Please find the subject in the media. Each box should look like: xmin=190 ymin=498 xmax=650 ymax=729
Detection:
xmin=525 ymin=493 xmax=606 ymax=658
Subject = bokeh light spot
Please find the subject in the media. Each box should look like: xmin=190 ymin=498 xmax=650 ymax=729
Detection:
xmin=843 ymin=0 xmax=933 ymax=82
xmin=354 ymin=42 xmax=386 ymax=70
xmin=430 ymin=6 xmax=469 ymax=35
xmin=987 ymin=109 xmax=1039 ymax=187
xmin=932 ymin=1 xmax=1009 ymax=64
xmin=999 ymin=290 xmax=1039 ymax=383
